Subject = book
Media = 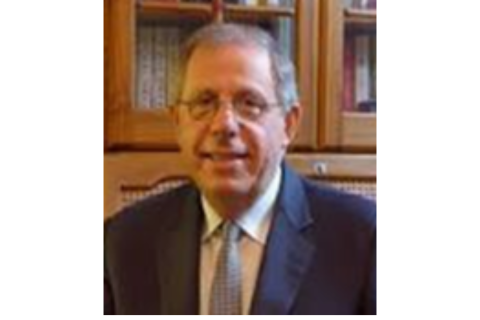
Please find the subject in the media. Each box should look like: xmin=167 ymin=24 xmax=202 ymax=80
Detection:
xmin=358 ymin=99 xmax=376 ymax=112
xmin=136 ymin=25 xmax=154 ymax=109
xmin=343 ymin=36 xmax=355 ymax=111
xmin=259 ymin=0 xmax=281 ymax=6
xmin=241 ymin=0 xmax=260 ymax=5
xmin=343 ymin=0 xmax=355 ymax=8
xmin=367 ymin=0 xmax=376 ymax=10
xmin=166 ymin=27 xmax=181 ymax=106
xmin=354 ymin=35 xmax=371 ymax=108
xmin=353 ymin=0 xmax=370 ymax=9
xmin=344 ymin=32 xmax=376 ymax=112
xmin=369 ymin=36 xmax=376 ymax=101
xmin=152 ymin=26 xmax=167 ymax=109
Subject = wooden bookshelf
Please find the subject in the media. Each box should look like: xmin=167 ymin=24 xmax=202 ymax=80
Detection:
xmin=106 ymin=0 xmax=318 ymax=150
xmin=106 ymin=0 xmax=377 ymax=152
xmin=316 ymin=0 xmax=376 ymax=152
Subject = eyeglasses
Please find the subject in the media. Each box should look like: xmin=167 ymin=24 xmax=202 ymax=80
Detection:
xmin=178 ymin=93 xmax=282 ymax=121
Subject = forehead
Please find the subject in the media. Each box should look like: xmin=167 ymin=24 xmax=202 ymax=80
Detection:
xmin=183 ymin=44 xmax=274 ymax=94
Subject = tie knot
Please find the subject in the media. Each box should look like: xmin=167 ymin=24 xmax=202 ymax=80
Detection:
xmin=222 ymin=222 xmax=242 ymax=243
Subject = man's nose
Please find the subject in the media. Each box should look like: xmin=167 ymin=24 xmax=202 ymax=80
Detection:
xmin=209 ymin=102 xmax=240 ymax=137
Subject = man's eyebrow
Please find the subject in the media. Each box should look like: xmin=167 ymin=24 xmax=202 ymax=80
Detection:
xmin=185 ymin=87 xmax=268 ymax=100
xmin=186 ymin=89 xmax=217 ymax=99
xmin=234 ymin=88 xmax=268 ymax=100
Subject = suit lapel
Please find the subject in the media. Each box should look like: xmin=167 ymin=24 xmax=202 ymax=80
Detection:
xmin=158 ymin=187 xmax=203 ymax=314
xmin=250 ymin=165 xmax=315 ymax=315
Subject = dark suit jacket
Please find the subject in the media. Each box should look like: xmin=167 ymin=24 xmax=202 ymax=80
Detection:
xmin=104 ymin=164 xmax=376 ymax=315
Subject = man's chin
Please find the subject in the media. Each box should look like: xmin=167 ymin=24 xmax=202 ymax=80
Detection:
xmin=201 ymin=180 xmax=252 ymax=200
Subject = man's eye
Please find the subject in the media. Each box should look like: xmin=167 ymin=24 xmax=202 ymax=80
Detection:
xmin=194 ymin=96 xmax=216 ymax=107
xmin=242 ymin=98 xmax=258 ymax=107
xmin=239 ymin=97 xmax=265 ymax=110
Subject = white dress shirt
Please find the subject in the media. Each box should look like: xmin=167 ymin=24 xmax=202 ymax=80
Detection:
xmin=199 ymin=166 xmax=282 ymax=315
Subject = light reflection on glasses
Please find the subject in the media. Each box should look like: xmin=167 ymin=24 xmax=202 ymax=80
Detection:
xmin=178 ymin=93 xmax=282 ymax=121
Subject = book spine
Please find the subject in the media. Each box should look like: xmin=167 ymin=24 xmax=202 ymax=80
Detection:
xmin=280 ymin=0 xmax=293 ymax=7
xmin=166 ymin=27 xmax=181 ymax=106
xmin=369 ymin=36 xmax=376 ymax=101
xmin=266 ymin=0 xmax=280 ymax=5
xmin=278 ymin=17 xmax=293 ymax=59
xmin=136 ymin=26 xmax=154 ymax=109
xmin=242 ymin=0 xmax=260 ymax=6
xmin=343 ymin=0 xmax=354 ymax=9
xmin=367 ymin=0 xmax=376 ymax=10
xmin=354 ymin=35 xmax=370 ymax=107
xmin=152 ymin=26 xmax=167 ymax=109
xmin=352 ymin=0 xmax=369 ymax=9
xmin=343 ymin=36 xmax=355 ymax=111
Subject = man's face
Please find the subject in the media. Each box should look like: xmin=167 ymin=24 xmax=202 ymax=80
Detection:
xmin=174 ymin=44 xmax=300 ymax=207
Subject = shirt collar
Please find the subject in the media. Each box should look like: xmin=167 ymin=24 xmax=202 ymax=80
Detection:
xmin=201 ymin=165 xmax=282 ymax=245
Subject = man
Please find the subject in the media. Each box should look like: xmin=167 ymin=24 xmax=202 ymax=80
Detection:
xmin=104 ymin=23 xmax=376 ymax=315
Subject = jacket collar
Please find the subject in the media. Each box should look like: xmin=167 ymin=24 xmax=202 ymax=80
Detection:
xmin=250 ymin=163 xmax=315 ymax=314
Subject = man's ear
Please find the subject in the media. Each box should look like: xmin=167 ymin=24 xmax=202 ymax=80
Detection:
xmin=283 ymin=104 xmax=302 ymax=148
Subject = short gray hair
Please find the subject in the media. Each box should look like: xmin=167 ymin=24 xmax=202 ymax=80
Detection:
xmin=177 ymin=23 xmax=299 ymax=112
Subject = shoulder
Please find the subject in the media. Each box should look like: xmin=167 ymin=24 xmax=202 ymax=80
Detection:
xmin=280 ymin=164 xmax=376 ymax=234
xmin=301 ymin=177 xmax=376 ymax=232
xmin=104 ymin=183 xmax=198 ymax=242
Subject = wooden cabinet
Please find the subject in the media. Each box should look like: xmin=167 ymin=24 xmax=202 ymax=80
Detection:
xmin=317 ymin=0 xmax=376 ymax=152
xmin=105 ymin=0 xmax=319 ymax=150
xmin=105 ymin=0 xmax=376 ymax=152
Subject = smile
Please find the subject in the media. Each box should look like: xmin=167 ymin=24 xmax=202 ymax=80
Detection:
xmin=200 ymin=152 xmax=249 ymax=161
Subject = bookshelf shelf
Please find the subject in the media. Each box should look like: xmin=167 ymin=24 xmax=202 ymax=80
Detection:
xmin=344 ymin=9 xmax=376 ymax=27
xmin=138 ymin=1 xmax=211 ymax=19
xmin=225 ymin=4 xmax=295 ymax=20
xmin=138 ymin=1 xmax=294 ymax=20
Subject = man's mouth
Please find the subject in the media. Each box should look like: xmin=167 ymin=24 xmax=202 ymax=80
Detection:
xmin=200 ymin=151 xmax=248 ymax=162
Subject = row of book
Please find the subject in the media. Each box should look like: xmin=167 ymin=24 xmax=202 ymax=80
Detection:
xmin=136 ymin=25 xmax=191 ymax=109
xmin=343 ymin=34 xmax=376 ymax=113
xmin=343 ymin=0 xmax=376 ymax=10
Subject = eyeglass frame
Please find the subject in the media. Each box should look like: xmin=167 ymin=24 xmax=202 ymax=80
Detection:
xmin=176 ymin=91 xmax=284 ymax=122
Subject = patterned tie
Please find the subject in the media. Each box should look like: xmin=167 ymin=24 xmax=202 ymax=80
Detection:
xmin=209 ymin=222 xmax=242 ymax=315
